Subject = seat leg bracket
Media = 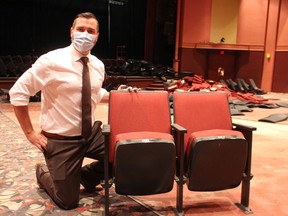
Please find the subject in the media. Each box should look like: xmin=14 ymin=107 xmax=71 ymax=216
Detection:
xmin=235 ymin=203 xmax=253 ymax=214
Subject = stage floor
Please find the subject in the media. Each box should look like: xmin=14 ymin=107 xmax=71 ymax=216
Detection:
xmin=1 ymin=92 xmax=288 ymax=215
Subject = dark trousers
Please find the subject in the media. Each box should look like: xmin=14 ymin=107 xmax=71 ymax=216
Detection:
xmin=38 ymin=121 xmax=104 ymax=209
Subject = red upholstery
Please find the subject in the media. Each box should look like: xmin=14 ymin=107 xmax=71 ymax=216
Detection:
xmin=108 ymin=91 xmax=172 ymax=163
xmin=188 ymin=129 xmax=243 ymax=140
xmin=173 ymin=91 xmax=255 ymax=213
xmin=173 ymin=91 xmax=233 ymax=153
xmin=186 ymin=129 xmax=244 ymax=160
xmin=115 ymin=131 xmax=173 ymax=144
xmin=103 ymin=90 xmax=177 ymax=200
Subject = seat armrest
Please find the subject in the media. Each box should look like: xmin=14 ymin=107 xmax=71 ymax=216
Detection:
xmin=171 ymin=123 xmax=187 ymax=186
xmin=171 ymin=123 xmax=187 ymax=155
xmin=171 ymin=123 xmax=187 ymax=151
xmin=102 ymin=123 xmax=111 ymax=214
xmin=171 ymin=123 xmax=187 ymax=134
xmin=232 ymin=123 xmax=255 ymax=210
xmin=233 ymin=123 xmax=256 ymax=132
xmin=233 ymin=123 xmax=256 ymax=142
xmin=102 ymin=124 xmax=110 ymax=135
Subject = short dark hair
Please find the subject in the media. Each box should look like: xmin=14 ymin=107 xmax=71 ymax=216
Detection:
xmin=72 ymin=12 xmax=99 ymax=30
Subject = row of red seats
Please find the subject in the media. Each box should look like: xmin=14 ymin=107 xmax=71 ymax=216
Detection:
xmin=103 ymin=91 xmax=256 ymax=215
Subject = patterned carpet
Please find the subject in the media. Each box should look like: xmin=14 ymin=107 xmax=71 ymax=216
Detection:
xmin=0 ymin=110 xmax=161 ymax=215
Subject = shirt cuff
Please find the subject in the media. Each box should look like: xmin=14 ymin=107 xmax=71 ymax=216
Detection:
xmin=9 ymin=90 xmax=30 ymax=106
xmin=98 ymin=88 xmax=108 ymax=103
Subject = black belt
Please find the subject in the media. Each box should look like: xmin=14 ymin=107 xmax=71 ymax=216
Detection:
xmin=41 ymin=130 xmax=82 ymax=140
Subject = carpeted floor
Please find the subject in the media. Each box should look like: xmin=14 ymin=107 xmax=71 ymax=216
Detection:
xmin=0 ymin=110 xmax=161 ymax=215
xmin=1 ymin=92 xmax=288 ymax=215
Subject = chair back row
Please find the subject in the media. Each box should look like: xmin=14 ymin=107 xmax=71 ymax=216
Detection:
xmin=103 ymin=90 xmax=254 ymax=215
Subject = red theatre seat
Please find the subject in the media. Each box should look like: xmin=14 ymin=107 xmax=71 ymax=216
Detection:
xmin=102 ymin=90 xmax=186 ymax=216
xmin=173 ymin=91 xmax=256 ymax=214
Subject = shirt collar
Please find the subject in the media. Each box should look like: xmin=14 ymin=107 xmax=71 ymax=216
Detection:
xmin=69 ymin=44 xmax=91 ymax=62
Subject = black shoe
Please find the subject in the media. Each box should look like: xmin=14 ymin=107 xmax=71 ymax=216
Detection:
xmin=35 ymin=163 xmax=48 ymax=189
xmin=80 ymin=179 xmax=96 ymax=193
xmin=80 ymin=169 xmax=103 ymax=193
xmin=80 ymin=183 xmax=103 ymax=193
xmin=80 ymin=181 xmax=103 ymax=193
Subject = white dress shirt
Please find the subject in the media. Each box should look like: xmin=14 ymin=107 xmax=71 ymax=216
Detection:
xmin=9 ymin=44 xmax=107 ymax=136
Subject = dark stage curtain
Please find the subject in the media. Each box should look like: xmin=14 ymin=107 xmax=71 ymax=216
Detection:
xmin=0 ymin=0 xmax=146 ymax=60
xmin=144 ymin=0 xmax=177 ymax=66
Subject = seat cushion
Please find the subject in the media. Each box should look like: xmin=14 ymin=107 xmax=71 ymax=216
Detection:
xmin=185 ymin=129 xmax=248 ymax=191
xmin=188 ymin=129 xmax=244 ymax=144
xmin=111 ymin=131 xmax=174 ymax=162
xmin=115 ymin=131 xmax=174 ymax=143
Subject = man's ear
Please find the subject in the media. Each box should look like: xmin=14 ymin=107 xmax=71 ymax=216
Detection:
xmin=94 ymin=32 xmax=99 ymax=43
xmin=70 ymin=28 xmax=74 ymax=39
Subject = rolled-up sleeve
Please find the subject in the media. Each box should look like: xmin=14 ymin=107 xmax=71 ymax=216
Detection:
xmin=97 ymin=88 xmax=108 ymax=103
xmin=9 ymin=72 xmax=35 ymax=106
xmin=9 ymin=58 xmax=46 ymax=106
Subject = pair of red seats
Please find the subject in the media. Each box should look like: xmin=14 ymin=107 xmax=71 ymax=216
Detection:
xmin=102 ymin=90 xmax=256 ymax=215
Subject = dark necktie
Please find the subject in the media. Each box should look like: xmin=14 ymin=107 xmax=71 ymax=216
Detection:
xmin=80 ymin=57 xmax=92 ymax=139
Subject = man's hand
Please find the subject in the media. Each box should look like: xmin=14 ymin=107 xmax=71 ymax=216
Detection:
xmin=117 ymin=84 xmax=141 ymax=92
xmin=26 ymin=130 xmax=48 ymax=152
xmin=101 ymin=85 xmax=141 ymax=103
xmin=12 ymin=105 xmax=48 ymax=152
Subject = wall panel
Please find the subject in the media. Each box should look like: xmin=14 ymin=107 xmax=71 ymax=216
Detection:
xmin=237 ymin=0 xmax=268 ymax=44
xmin=181 ymin=0 xmax=212 ymax=46
xmin=272 ymin=52 xmax=288 ymax=92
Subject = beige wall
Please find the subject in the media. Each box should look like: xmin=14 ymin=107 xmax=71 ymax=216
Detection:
xmin=210 ymin=0 xmax=239 ymax=44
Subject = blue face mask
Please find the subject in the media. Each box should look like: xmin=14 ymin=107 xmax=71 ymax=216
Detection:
xmin=72 ymin=31 xmax=96 ymax=53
